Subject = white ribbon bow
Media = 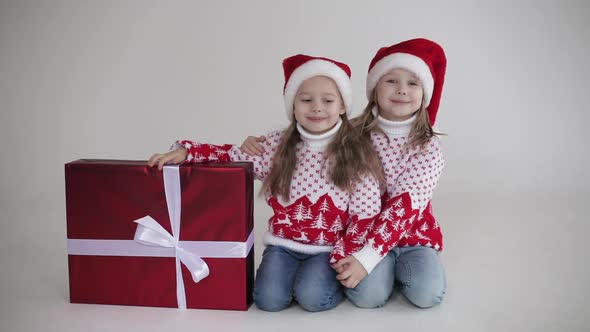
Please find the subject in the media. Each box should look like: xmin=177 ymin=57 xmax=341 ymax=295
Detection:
xmin=133 ymin=165 xmax=207 ymax=309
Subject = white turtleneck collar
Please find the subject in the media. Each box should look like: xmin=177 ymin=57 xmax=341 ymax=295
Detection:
xmin=373 ymin=105 xmax=416 ymax=137
xmin=296 ymin=117 xmax=342 ymax=150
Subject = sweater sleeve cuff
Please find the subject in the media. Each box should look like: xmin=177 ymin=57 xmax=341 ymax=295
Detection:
xmin=352 ymin=245 xmax=384 ymax=274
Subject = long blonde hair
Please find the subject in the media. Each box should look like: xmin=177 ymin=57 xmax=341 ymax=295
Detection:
xmin=353 ymin=90 xmax=441 ymax=147
xmin=261 ymin=114 xmax=385 ymax=200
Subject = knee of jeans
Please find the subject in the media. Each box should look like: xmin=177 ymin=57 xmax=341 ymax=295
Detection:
xmin=253 ymin=288 xmax=292 ymax=312
xmin=295 ymin=286 xmax=342 ymax=312
xmin=254 ymin=294 xmax=291 ymax=312
xmin=345 ymin=287 xmax=389 ymax=308
xmin=407 ymin=286 xmax=446 ymax=309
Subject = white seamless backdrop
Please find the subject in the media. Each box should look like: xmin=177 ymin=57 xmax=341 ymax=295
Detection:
xmin=1 ymin=1 xmax=589 ymax=331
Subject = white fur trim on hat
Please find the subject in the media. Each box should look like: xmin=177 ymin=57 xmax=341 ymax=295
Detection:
xmin=284 ymin=59 xmax=352 ymax=119
xmin=366 ymin=53 xmax=434 ymax=107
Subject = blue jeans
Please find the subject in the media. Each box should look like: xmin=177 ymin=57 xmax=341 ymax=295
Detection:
xmin=253 ymin=245 xmax=343 ymax=312
xmin=346 ymin=246 xmax=446 ymax=308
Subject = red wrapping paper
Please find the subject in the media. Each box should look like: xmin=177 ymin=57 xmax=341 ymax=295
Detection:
xmin=65 ymin=160 xmax=254 ymax=310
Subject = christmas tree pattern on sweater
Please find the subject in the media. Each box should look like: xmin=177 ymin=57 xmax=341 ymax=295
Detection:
xmin=371 ymin=133 xmax=444 ymax=253
xmin=342 ymin=130 xmax=444 ymax=273
xmin=177 ymin=129 xmax=381 ymax=257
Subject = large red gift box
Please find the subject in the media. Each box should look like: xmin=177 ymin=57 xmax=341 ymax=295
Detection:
xmin=65 ymin=160 xmax=254 ymax=310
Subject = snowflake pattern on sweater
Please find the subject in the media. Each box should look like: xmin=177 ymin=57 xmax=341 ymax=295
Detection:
xmin=352 ymin=116 xmax=444 ymax=274
xmin=177 ymin=125 xmax=381 ymax=258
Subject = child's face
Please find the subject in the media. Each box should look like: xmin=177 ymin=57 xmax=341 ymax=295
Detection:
xmin=293 ymin=76 xmax=345 ymax=135
xmin=375 ymin=68 xmax=423 ymax=122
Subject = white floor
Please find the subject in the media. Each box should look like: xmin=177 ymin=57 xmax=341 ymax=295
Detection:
xmin=1 ymin=192 xmax=588 ymax=332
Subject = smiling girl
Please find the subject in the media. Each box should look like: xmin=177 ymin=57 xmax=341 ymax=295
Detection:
xmin=148 ymin=54 xmax=383 ymax=312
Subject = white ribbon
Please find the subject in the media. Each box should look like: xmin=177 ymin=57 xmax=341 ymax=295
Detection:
xmin=137 ymin=165 xmax=197 ymax=310
xmin=67 ymin=165 xmax=254 ymax=310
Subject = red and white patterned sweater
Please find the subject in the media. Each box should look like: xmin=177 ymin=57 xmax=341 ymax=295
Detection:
xmin=351 ymin=110 xmax=444 ymax=273
xmin=176 ymin=119 xmax=381 ymax=264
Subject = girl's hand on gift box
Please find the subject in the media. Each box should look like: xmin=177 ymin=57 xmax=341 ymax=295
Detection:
xmin=148 ymin=148 xmax=188 ymax=170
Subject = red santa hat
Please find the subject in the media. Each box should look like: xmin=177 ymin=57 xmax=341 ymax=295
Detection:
xmin=366 ymin=38 xmax=446 ymax=125
xmin=283 ymin=54 xmax=352 ymax=120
